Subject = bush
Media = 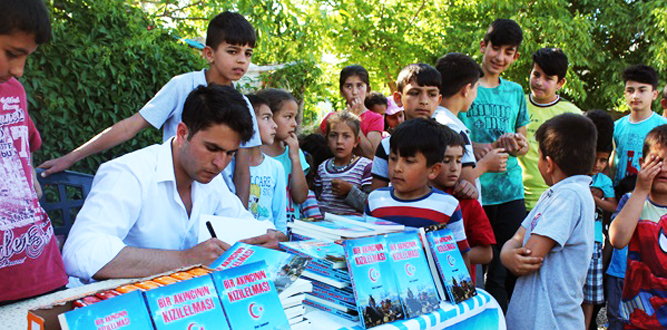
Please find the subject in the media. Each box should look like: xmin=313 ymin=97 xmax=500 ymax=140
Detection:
xmin=24 ymin=0 xmax=206 ymax=175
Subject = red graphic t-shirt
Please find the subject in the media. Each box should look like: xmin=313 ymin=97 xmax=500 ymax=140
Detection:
xmin=0 ymin=78 xmax=67 ymax=301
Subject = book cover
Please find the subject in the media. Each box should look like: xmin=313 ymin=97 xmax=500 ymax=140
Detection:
xmin=385 ymin=231 xmax=440 ymax=318
xmin=59 ymin=290 xmax=154 ymax=330
xmin=424 ymin=228 xmax=477 ymax=304
xmin=212 ymin=261 xmax=291 ymax=330
xmin=280 ymin=240 xmax=347 ymax=270
xmin=292 ymin=218 xmax=377 ymax=238
xmin=143 ymin=274 xmax=229 ymax=330
xmin=211 ymin=242 xmax=310 ymax=293
xmin=325 ymin=213 xmax=405 ymax=232
xmin=344 ymin=236 xmax=405 ymax=329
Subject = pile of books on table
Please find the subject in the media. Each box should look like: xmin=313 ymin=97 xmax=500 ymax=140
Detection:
xmin=288 ymin=213 xmax=405 ymax=241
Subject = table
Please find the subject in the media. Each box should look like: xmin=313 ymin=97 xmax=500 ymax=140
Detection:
xmin=305 ymin=289 xmax=505 ymax=330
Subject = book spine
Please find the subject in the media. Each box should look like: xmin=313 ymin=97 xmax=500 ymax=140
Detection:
xmin=306 ymin=263 xmax=350 ymax=282
xmin=280 ymin=246 xmax=335 ymax=270
xmin=303 ymin=299 xmax=360 ymax=322
xmin=427 ymin=234 xmax=456 ymax=303
xmin=309 ymin=289 xmax=357 ymax=310
xmin=311 ymin=283 xmax=356 ymax=304
xmin=420 ymin=230 xmax=447 ymax=301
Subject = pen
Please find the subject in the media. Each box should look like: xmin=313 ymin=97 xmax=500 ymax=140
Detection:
xmin=206 ymin=221 xmax=217 ymax=238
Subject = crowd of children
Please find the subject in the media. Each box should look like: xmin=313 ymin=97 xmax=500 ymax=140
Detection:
xmin=4 ymin=1 xmax=667 ymax=329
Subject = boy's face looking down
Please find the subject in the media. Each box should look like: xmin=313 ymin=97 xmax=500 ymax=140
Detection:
xmin=393 ymin=80 xmax=441 ymax=120
xmin=530 ymin=63 xmax=565 ymax=104
xmin=256 ymin=104 xmax=277 ymax=145
xmin=0 ymin=31 xmax=38 ymax=84
xmin=175 ymin=122 xmax=241 ymax=184
xmin=203 ymin=41 xmax=253 ymax=85
xmin=591 ymin=151 xmax=610 ymax=176
xmin=388 ymin=150 xmax=441 ymax=199
xmin=439 ymin=145 xmax=463 ymax=188
xmin=625 ymin=80 xmax=658 ymax=113
xmin=642 ymin=145 xmax=667 ymax=194
xmin=480 ymin=40 xmax=519 ymax=77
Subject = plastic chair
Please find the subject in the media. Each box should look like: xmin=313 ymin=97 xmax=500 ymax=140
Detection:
xmin=35 ymin=169 xmax=93 ymax=249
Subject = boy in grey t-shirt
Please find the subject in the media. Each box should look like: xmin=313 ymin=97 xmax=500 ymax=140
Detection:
xmin=501 ymin=113 xmax=596 ymax=330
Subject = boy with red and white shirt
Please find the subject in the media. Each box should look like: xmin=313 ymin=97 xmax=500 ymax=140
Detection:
xmin=0 ymin=0 xmax=68 ymax=303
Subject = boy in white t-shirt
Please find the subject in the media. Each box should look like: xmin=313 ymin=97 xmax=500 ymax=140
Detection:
xmin=38 ymin=11 xmax=261 ymax=207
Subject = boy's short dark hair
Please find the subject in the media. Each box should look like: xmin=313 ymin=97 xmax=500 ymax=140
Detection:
xmin=396 ymin=64 xmax=441 ymax=93
xmin=535 ymin=113 xmax=597 ymax=176
xmin=364 ymin=92 xmax=388 ymax=109
xmin=642 ymin=125 xmax=667 ymax=157
xmin=206 ymin=11 xmax=256 ymax=49
xmin=585 ymin=110 xmax=614 ymax=154
xmin=390 ymin=118 xmax=447 ymax=166
xmin=532 ymin=48 xmax=568 ymax=81
xmin=256 ymin=88 xmax=297 ymax=115
xmin=245 ymin=94 xmax=269 ymax=114
xmin=435 ymin=53 xmax=484 ymax=98
xmin=182 ymin=84 xmax=254 ymax=142
xmin=0 ymin=0 xmax=51 ymax=44
xmin=300 ymin=133 xmax=333 ymax=170
xmin=483 ymin=19 xmax=523 ymax=48
xmin=622 ymin=64 xmax=659 ymax=90
xmin=339 ymin=65 xmax=370 ymax=93
xmin=445 ymin=129 xmax=466 ymax=151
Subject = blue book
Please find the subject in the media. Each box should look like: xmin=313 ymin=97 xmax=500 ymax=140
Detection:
xmin=144 ymin=274 xmax=229 ymax=330
xmin=308 ymin=290 xmax=357 ymax=310
xmin=306 ymin=262 xmax=351 ymax=282
xmin=344 ymin=236 xmax=405 ymax=329
xmin=292 ymin=218 xmax=377 ymax=238
xmin=212 ymin=242 xmax=310 ymax=293
xmin=311 ymin=281 xmax=355 ymax=304
xmin=421 ymin=228 xmax=477 ymax=304
xmin=212 ymin=261 xmax=290 ymax=330
xmin=303 ymin=299 xmax=360 ymax=322
xmin=385 ymin=232 xmax=440 ymax=318
xmin=59 ymin=290 xmax=154 ymax=330
xmin=325 ymin=213 xmax=405 ymax=232
xmin=280 ymin=240 xmax=347 ymax=270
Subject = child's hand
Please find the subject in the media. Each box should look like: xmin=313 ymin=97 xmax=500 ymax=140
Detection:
xmin=636 ymin=155 xmax=663 ymax=194
xmin=452 ymin=180 xmax=478 ymax=200
xmin=479 ymin=148 xmax=508 ymax=173
xmin=284 ymin=132 xmax=300 ymax=159
xmin=590 ymin=187 xmax=604 ymax=199
xmin=346 ymin=97 xmax=365 ymax=116
xmin=494 ymin=133 xmax=525 ymax=156
xmin=501 ymin=246 xmax=543 ymax=276
xmin=331 ymin=178 xmax=353 ymax=196
xmin=473 ymin=143 xmax=493 ymax=160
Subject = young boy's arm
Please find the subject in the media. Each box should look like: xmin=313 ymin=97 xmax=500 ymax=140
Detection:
xmin=593 ymin=195 xmax=618 ymax=214
xmin=285 ymin=133 xmax=308 ymax=204
xmin=469 ymin=246 xmax=493 ymax=265
xmin=358 ymin=131 xmax=381 ymax=160
xmin=38 ymin=113 xmax=151 ymax=176
xmin=500 ymin=227 xmax=544 ymax=276
xmin=609 ymin=155 xmax=661 ymax=248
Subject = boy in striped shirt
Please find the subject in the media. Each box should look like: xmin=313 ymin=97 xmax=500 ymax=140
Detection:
xmin=365 ymin=118 xmax=470 ymax=268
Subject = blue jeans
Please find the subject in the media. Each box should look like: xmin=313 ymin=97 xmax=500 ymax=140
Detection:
xmin=606 ymin=275 xmax=625 ymax=330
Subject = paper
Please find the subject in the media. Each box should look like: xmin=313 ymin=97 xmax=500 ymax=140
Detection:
xmin=198 ymin=214 xmax=275 ymax=244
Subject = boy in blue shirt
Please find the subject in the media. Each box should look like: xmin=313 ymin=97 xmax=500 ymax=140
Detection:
xmin=457 ymin=18 xmax=529 ymax=311
xmin=612 ymin=64 xmax=666 ymax=186
xmin=38 ymin=12 xmax=261 ymax=207
xmin=502 ymin=113 xmax=597 ymax=329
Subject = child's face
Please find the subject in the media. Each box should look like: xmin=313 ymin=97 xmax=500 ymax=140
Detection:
xmin=529 ymin=63 xmax=565 ymax=103
xmin=480 ymin=40 xmax=519 ymax=76
xmin=369 ymin=104 xmax=387 ymax=115
xmin=273 ymin=100 xmax=298 ymax=142
xmin=642 ymin=145 xmax=667 ymax=193
xmin=204 ymin=41 xmax=253 ymax=85
xmin=385 ymin=111 xmax=404 ymax=129
xmin=327 ymin=122 xmax=358 ymax=161
xmin=0 ymin=31 xmax=38 ymax=84
xmin=388 ymin=150 xmax=440 ymax=199
xmin=591 ymin=151 xmax=610 ymax=176
xmin=394 ymin=81 xmax=441 ymax=120
xmin=341 ymin=75 xmax=369 ymax=106
xmin=625 ymin=80 xmax=658 ymax=112
xmin=439 ymin=145 xmax=463 ymax=188
xmin=256 ymin=104 xmax=277 ymax=145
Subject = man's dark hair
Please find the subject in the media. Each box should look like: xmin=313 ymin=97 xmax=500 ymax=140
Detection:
xmin=585 ymin=110 xmax=614 ymax=154
xmin=532 ymin=48 xmax=568 ymax=81
xmin=435 ymin=53 xmax=484 ymax=98
xmin=642 ymin=125 xmax=667 ymax=157
xmin=390 ymin=118 xmax=448 ymax=166
xmin=535 ymin=113 xmax=597 ymax=176
xmin=256 ymin=88 xmax=297 ymax=115
xmin=245 ymin=94 xmax=269 ymax=114
xmin=206 ymin=11 xmax=256 ymax=49
xmin=622 ymin=64 xmax=659 ymax=90
xmin=339 ymin=65 xmax=370 ymax=94
xmin=364 ymin=92 xmax=388 ymax=109
xmin=182 ymin=84 xmax=254 ymax=142
xmin=0 ymin=0 xmax=51 ymax=44
xmin=483 ymin=19 xmax=523 ymax=48
xmin=396 ymin=64 xmax=442 ymax=93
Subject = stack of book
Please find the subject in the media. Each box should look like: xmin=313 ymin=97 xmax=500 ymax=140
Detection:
xmin=278 ymin=278 xmax=312 ymax=329
xmin=280 ymin=240 xmax=360 ymax=322
xmin=289 ymin=213 xmax=405 ymax=241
